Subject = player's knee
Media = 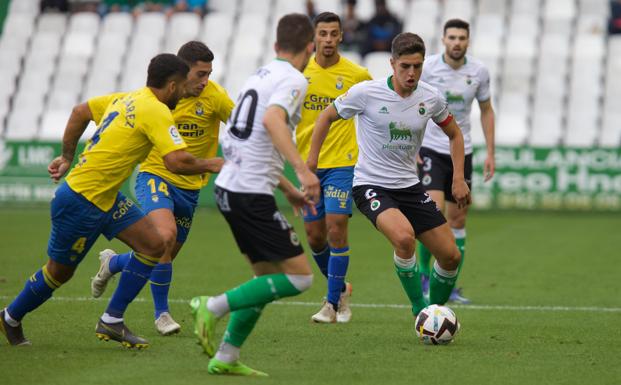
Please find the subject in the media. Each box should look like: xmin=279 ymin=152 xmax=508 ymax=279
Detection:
xmin=286 ymin=273 xmax=314 ymax=293
xmin=46 ymin=260 xmax=75 ymax=284
xmin=306 ymin=232 xmax=327 ymax=251
xmin=161 ymin=228 xmax=177 ymax=249
xmin=143 ymin=238 xmax=166 ymax=259
xmin=437 ymin=246 xmax=461 ymax=270
xmin=392 ymin=231 xmax=415 ymax=255
xmin=326 ymin=226 xmax=347 ymax=248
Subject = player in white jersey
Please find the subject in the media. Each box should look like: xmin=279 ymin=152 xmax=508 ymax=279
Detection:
xmin=190 ymin=14 xmax=320 ymax=377
xmin=417 ymin=19 xmax=496 ymax=304
xmin=307 ymin=33 xmax=470 ymax=318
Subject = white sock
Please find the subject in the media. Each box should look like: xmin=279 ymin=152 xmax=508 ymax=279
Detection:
xmin=433 ymin=261 xmax=458 ymax=278
xmin=215 ymin=342 xmax=240 ymax=363
xmin=4 ymin=308 xmax=19 ymax=327
xmin=451 ymin=227 xmax=466 ymax=239
xmin=100 ymin=313 xmax=123 ymax=324
xmin=207 ymin=295 xmax=229 ymax=318
xmin=393 ymin=252 xmax=416 ymax=269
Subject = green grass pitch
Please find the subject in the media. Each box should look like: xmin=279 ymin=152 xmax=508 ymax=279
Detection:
xmin=0 ymin=207 xmax=620 ymax=385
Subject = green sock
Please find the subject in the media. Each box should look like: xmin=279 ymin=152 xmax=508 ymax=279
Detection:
xmin=394 ymin=255 xmax=427 ymax=315
xmin=223 ymin=305 xmax=265 ymax=347
xmin=454 ymin=235 xmax=466 ymax=273
xmin=225 ymin=274 xmax=301 ymax=311
xmin=417 ymin=243 xmax=432 ymax=277
xmin=429 ymin=262 xmax=459 ymax=305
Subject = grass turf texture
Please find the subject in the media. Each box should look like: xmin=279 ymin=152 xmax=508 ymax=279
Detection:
xmin=0 ymin=207 xmax=619 ymax=385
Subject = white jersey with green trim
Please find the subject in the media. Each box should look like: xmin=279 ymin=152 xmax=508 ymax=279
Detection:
xmin=333 ymin=77 xmax=450 ymax=189
xmin=421 ymin=54 xmax=490 ymax=155
xmin=216 ymin=59 xmax=308 ymax=195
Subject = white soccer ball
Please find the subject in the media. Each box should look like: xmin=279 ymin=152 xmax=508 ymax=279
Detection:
xmin=415 ymin=304 xmax=460 ymax=345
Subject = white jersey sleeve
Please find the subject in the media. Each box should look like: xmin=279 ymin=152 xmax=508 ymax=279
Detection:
xmin=430 ymin=87 xmax=451 ymax=125
xmin=333 ymin=81 xmax=368 ymax=120
xmin=268 ymin=75 xmax=307 ymax=124
xmin=476 ymin=66 xmax=491 ymax=102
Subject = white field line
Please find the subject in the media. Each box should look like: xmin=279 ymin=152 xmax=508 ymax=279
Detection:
xmin=1 ymin=295 xmax=620 ymax=313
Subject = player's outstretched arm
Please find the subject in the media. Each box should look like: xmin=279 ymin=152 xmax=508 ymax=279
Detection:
xmin=440 ymin=118 xmax=471 ymax=209
xmin=163 ymin=150 xmax=224 ymax=175
xmin=263 ymin=105 xmax=320 ymax=205
xmin=48 ymin=102 xmax=94 ymax=182
xmin=307 ymin=104 xmax=341 ymax=173
xmin=479 ymin=99 xmax=496 ymax=181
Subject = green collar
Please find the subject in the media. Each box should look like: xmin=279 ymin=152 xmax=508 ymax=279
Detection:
xmin=275 ymin=57 xmax=291 ymax=64
xmin=441 ymin=53 xmax=467 ymax=66
xmin=387 ymin=76 xmax=417 ymax=93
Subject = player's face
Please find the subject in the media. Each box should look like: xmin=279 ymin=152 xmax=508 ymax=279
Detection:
xmin=185 ymin=60 xmax=212 ymax=97
xmin=443 ymin=27 xmax=469 ymax=61
xmin=390 ymin=53 xmax=424 ymax=91
xmin=314 ymin=21 xmax=342 ymax=58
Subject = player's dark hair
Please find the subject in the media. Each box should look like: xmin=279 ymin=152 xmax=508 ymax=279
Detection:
xmin=391 ymin=32 xmax=426 ymax=59
xmin=177 ymin=40 xmax=215 ymax=64
xmin=443 ymin=18 xmax=470 ymax=36
xmin=276 ymin=13 xmax=314 ymax=53
xmin=146 ymin=53 xmax=190 ymax=88
xmin=313 ymin=11 xmax=341 ymax=29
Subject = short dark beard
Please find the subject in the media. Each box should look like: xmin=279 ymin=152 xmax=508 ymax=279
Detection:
xmin=322 ymin=48 xmax=335 ymax=57
xmin=167 ymin=99 xmax=179 ymax=110
xmin=447 ymin=49 xmax=466 ymax=61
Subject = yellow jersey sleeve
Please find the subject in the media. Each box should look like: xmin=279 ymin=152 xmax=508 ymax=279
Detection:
xmin=87 ymin=92 xmax=127 ymax=125
xmin=66 ymin=87 xmax=187 ymax=211
xmin=139 ymin=80 xmax=234 ymax=190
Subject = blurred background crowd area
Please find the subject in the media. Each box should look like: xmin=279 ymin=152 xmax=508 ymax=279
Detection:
xmin=1 ymin=0 xmax=620 ymax=148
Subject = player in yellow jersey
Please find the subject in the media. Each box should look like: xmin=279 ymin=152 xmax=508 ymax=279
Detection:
xmin=0 ymin=54 xmax=222 ymax=348
xmin=296 ymin=12 xmax=372 ymax=323
xmin=89 ymin=42 xmax=234 ymax=335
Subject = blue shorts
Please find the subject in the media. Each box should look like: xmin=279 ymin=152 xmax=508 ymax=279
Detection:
xmin=135 ymin=171 xmax=199 ymax=243
xmin=304 ymin=166 xmax=354 ymax=222
xmin=48 ymin=182 xmax=145 ymax=266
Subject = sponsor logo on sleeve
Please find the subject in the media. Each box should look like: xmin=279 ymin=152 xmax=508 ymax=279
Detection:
xmin=169 ymin=126 xmax=184 ymax=145
xmin=289 ymin=89 xmax=301 ymax=107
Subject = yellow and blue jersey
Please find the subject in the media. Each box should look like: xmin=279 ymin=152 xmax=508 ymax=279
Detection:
xmin=296 ymin=55 xmax=372 ymax=169
xmin=141 ymin=80 xmax=233 ymax=189
xmin=66 ymin=87 xmax=187 ymax=211
xmin=88 ymin=81 xmax=233 ymax=190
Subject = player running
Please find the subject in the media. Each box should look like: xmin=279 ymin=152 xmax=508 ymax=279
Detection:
xmin=296 ymin=12 xmax=372 ymax=324
xmin=89 ymin=41 xmax=234 ymax=335
xmin=308 ymin=33 xmax=470 ymax=318
xmin=0 ymin=54 xmax=221 ymax=348
xmin=417 ymin=19 xmax=495 ymax=304
xmin=190 ymin=13 xmax=319 ymax=377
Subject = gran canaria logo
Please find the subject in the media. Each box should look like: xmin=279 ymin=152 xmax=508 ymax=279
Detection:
xmin=304 ymin=94 xmax=336 ymax=111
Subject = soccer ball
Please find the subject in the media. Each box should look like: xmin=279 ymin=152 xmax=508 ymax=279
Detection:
xmin=415 ymin=304 xmax=460 ymax=345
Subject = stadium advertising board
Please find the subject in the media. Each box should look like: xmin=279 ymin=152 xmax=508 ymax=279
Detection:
xmin=0 ymin=140 xmax=65 ymax=203
xmin=1 ymin=140 xmax=620 ymax=211
xmin=472 ymin=146 xmax=621 ymax=211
